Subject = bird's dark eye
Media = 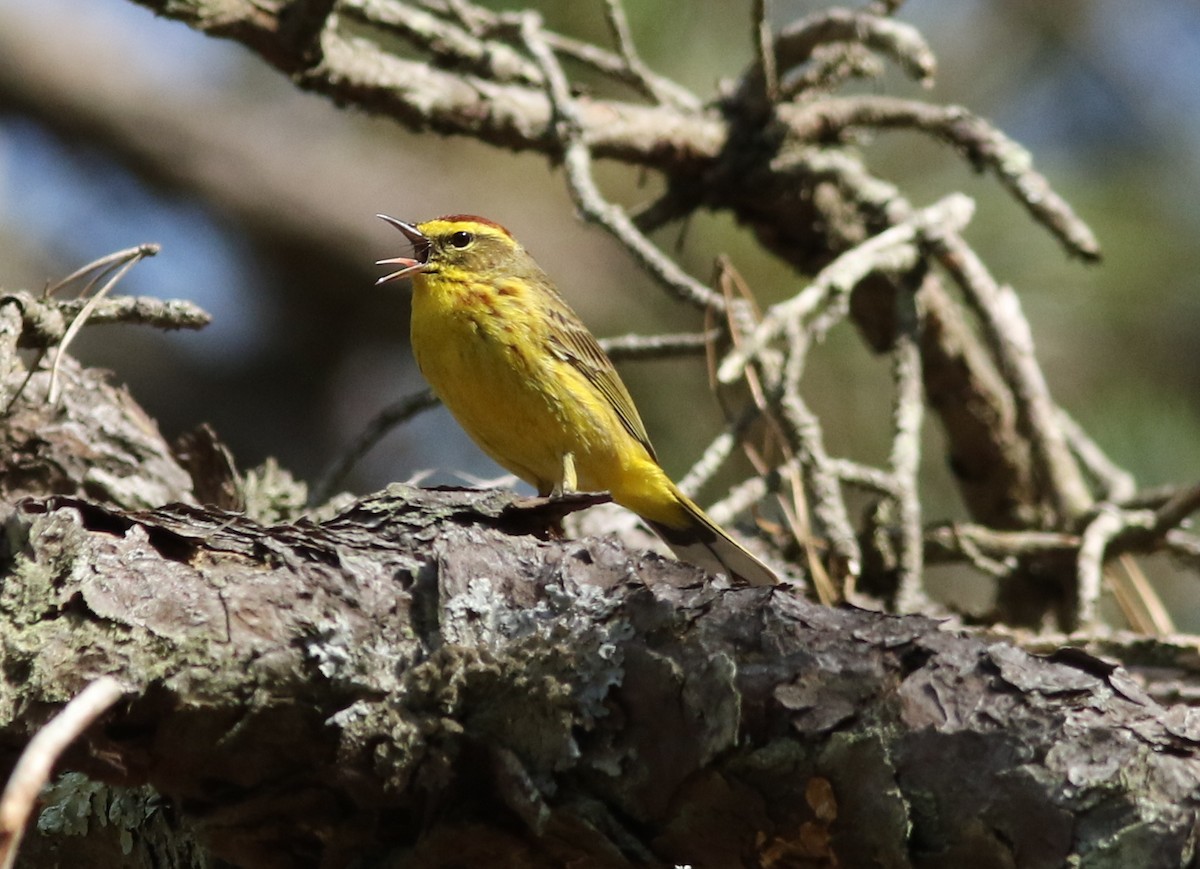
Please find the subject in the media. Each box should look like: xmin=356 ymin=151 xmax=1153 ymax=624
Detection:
xmin=448 ymin=231 xmax=473 ymax=248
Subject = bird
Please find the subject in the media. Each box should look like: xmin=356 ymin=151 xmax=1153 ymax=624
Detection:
xmin=375 ymin=214 xmax=779 ymax=587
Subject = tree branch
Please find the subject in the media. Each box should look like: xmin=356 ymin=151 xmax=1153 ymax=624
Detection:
xmin=4 ymin=483 xmax=1200 ymax=867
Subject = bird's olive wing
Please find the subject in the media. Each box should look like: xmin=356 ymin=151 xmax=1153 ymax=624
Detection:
xmin=543 ymin=303 xmax=657 ymax=462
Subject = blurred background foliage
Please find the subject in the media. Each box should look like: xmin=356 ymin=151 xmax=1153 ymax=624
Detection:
xmin=0 ymin=0 xmax=1196 ymax=613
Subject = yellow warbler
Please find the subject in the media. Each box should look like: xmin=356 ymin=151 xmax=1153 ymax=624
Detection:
xmin=376 ymin=214 xmax=778 ymax=587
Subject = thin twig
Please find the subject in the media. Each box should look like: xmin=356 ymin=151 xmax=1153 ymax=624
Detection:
xmin=1114 ymin=485 xmax=1188 ymax=511
xmin=1165 ymin=531 xmax=1200 ymax=569
xmin=924 ymin=523 xmax=1079 ymax=563
xmin=950 ymin=525 xmax=1017 ymax=578
xmin=774 ymin=9 xmax=936 ymax=92
xmin=676 ymin=403 xmax=763 ymax=500
xmin=753 ymin=0 xmax=779 ymax=103
xmin=928 ymin=229 xmax=1093 ymax=522
xmin=5 ymin=292 xmax=210 ymax=348
xmin=775 ymin=318 xmax=838 ymax=603
xmin=825 ymin=458 xmax=900 ymax=498
xmin=48 ymin=246 xmax=157 ymax=404
xmin=443 ymin=0 xmax=485 ymax=33
xmin=780 ymin=44 xmax=883 ymax=102
xmin=42 ymin=244 xmax=159 ymax=298
xmin=53 ymin=295 xmax=208 ymax=331
xmin=717 ymin=194 xmax=973 ymax=385
xmin=401 ymin=0 xmax=700 ymax=109
xmin=310 ymin=388 xmax=440 ymax=506
xmin=600 ymin=0 xmax=692 ymax=109
xmin=707 ymin=265 xmax=831 ymax=599
xmin=0 ymin=677 xmax=125 ymax=869
xmin=777 ymin=96 xmax=1101 ymax=262
xmin=1077 ymin=507 xmax=1153 ymax=628
xmin=706 ymin=461 xmax=789 ymax=526
xmin=1057 ymin=407 xmax=1136 ymax=502
xmin=890 ymin=295 xmax=926 ymax=613
xmin=1151 ymin=482 xmax=1200 ymax=537
xmin=1090 ymin=484 xmax=1200 ymax=635
xmin=537 ymin=29 xmax=700 ymax=110
xmin=520 ymin=13 xmax=725 ymax=313
xmin=776 ymin=390 xmax=861 ymax=578
xmin=1112 ymin=553 xmax=1175 ymax=636
xmin=360 ymin=0 xmax=542 ymax=83
xmin=599 ymin=329 xmax=721 ymax=361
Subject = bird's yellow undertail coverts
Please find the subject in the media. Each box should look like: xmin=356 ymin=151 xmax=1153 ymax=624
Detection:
xmin=376 ymin=214 xmax=778 ymax=587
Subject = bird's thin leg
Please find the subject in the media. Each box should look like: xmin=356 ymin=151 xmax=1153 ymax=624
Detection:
xmin=551 ymin=452 xmax=578 ymax=498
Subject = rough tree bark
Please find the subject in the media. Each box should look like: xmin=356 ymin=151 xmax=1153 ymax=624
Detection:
xmin=0 ymin=328 xmax=1196 ymax=867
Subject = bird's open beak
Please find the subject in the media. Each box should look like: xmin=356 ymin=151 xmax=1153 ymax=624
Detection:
xmin=375 ymin=214 xmax=431 ymax=285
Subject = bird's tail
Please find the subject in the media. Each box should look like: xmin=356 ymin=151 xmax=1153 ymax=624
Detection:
xmin=645 ymin=486 xmax=779 ymax=587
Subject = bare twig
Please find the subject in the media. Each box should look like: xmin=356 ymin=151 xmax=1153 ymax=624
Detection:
xmin=538 ymin=30 xmax=700 ymax=111
xmin=775 ymin=318 xmax=840 ymax=603
xmin=42 ymin=245 xmax=157 ymax=298
xmin=393 ymin=0 xmax=703 ymax=111
xmin=676 ymin=403 xmax=763 ymax=500
xmin=1116 ymin=484 xmax=1196 ymax=512
xmin=441 ymin=0 xmax=486 ymax=33
xmin=890 ymin=303 xmax=926 ymax=613
xmin=310 ymin=387 xmax=440 ymax=506
xmin=735 ymin=9 xmax=934 ymax=107
xmin=1151 ymin=482 xmax=1200 ymax=537
xmin=717 ymin=194 xmax=973 ymax=385
xmin=519 ymin=13 xmax=725 ymax=312
xmin=950 ymin=526 xmax=1017 ymax=578
xmin=825 ymin=458 xmax=900 ymax=498
xmin=599 ymin=330 xmax=720 ymax=361
xmin=924 ymin=523 xmax=1079 ymax=563
xmin=753 ymin=0 xmax=779 ymax=103
xmin=923 ymin=484 xmax=1198 ymax=578
xmin=705 ymin=463 xmax=787 ymax=528
xmin=706 ymin=264 xmax=835 ymax=600
xmin=775 ymin=390 xmax=861 ymax=579
xmin=1111 ymin=554 xmax=1175 ymax=636
xmin=1166 ymin=531 xmax=1200 ymax=569
xmin=774 ymin=9 xmax=936 ymax=91
xmin=349 ymin=0 xmax=542 ymax=85
xmin=0 ymin=677 xmax=125 ymax=869
xmin=777 ymin=96 xmax=1101 ymax=262
xmin=928 ymin=229 xmax=1093 ymax=523
xmin=123 ymin=0 xmax=1097 ymax=279
xmin=599 ymin=0 xmax=693 ymax=109
xmin=5 ymin=292 xmax=210 ymax=348
xmin=47 ymin=245 xmax=159 ymax=404
xmin=0 ymin=286 xmax=206 ymax=413
xmin=1057 ymin=407 xmax=1136 ymax=502
xmin=1077 ymin=507 xmax=1153 ymax=628
xmin=780 ymin=43 xmax=884 ymax=100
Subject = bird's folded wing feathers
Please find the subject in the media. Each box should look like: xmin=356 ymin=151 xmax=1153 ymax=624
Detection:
xmin=544 ymin=305 xmax=657 ymax=462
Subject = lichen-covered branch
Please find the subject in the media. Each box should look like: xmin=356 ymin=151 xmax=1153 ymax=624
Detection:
xmin=5 ymin=482 xmax=1200 ymax=868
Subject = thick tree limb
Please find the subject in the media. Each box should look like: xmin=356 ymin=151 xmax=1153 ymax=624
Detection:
xmin=4 ymin=484 xmax=1200 ymax=867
